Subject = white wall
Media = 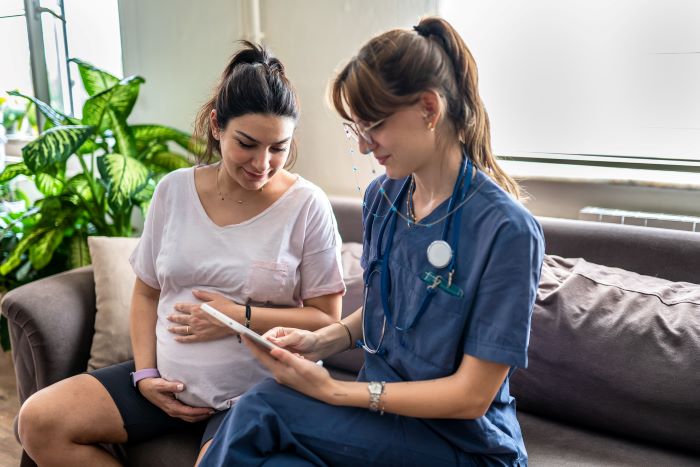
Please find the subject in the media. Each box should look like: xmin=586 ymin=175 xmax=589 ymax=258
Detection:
xmin=117 ymin=0 xmax=700 ymax=220
xmin=118 ymin=0 xmax=245 ymax=132
xmin=260 ymin=0 xmax=439 ymax=197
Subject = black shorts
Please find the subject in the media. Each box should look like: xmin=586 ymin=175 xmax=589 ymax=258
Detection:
xmin=89 ymin=360 xmax=227 ymax=447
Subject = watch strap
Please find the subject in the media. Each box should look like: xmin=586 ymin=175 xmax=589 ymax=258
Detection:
xmin=130 ymin=368 xmax=160 ymax=387
xmin=368 ymin=381 xmax=386 ymax=414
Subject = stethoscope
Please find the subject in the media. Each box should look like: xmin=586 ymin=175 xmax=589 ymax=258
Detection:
xmin=359 ymin=153 xmax=474 ymax=355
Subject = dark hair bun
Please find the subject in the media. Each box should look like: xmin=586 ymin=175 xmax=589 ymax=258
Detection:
xmin=224 ymin=40 xmax=285 ymax=77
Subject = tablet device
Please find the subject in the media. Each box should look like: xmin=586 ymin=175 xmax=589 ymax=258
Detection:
xmin=200 ymin=303 xmax=279 ymax=351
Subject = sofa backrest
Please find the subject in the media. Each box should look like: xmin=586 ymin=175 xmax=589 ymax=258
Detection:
xmin=539 ymin=216 xmax=700 ymax=283
xmin=330 ymin=196 xmax=700 ymax=283
xmin=329 ymin=196 xmax=364 ymax=244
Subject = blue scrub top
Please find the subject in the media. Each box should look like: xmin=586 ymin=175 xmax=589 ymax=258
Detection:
xmin=359 ymin=168 xmax=545 ymax=464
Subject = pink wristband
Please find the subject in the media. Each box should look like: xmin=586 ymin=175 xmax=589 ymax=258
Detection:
xmin=130 ymin=368 xmax=160 ymax=387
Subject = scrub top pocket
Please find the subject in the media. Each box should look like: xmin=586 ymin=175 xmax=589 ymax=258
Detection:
xmin=385 ymin=261 xmax=468 ymax=378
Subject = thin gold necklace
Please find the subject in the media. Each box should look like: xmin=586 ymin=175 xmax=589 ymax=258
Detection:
xmin=216 ymin=163 xmax=263 ymax=204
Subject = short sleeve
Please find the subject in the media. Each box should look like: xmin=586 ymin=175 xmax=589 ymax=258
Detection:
xmin=299 ymin=192 xmax=345 ymax=300
xmin=463 ymin=217 xmax=545 ymax=368
xmin=129 ymin=181 xmax=166 ymax=290
xmin=360 ymin=177 xmax=381 ymax=271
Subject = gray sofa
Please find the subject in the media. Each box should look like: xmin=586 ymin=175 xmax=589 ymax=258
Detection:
xmin=3 ymin=196 xmax=700 ymax=466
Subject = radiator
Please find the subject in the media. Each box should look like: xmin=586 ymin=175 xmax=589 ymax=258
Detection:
xmin=579 ymin=207 xmax=700 ymax=232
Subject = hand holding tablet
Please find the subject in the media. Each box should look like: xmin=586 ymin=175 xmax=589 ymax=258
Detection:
xmin=200 ymin=303 xmax=279 ymax=351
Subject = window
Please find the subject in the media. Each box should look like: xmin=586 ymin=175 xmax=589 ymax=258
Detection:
xmin=441 ymin=0 xmax=700 ymax=174
xmin=1 ymin=0 xmax=122 ymax=126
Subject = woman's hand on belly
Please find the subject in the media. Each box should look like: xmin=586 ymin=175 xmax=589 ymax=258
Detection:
xmin=168 ymin=290 xmax=239 ymax=343
xmin=137 ymin=377 xmax=215 ymax=422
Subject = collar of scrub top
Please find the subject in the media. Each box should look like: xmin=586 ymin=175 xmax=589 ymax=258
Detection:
xmin=368 ymin=152 xmax=473 ymax=335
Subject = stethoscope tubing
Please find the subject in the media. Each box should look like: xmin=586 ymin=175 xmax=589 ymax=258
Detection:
xmin=360 ymin=153 xmax=473 ymax=354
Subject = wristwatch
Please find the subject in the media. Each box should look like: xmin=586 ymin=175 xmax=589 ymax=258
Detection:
xmin=367 ymin=381 xmax=386 ymax=414
xmin=130 ymin=368 xmax=160 ymax=387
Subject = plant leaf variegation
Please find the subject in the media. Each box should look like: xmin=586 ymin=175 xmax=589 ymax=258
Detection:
xmin=0 ymin=58 xmax=203 ymax=283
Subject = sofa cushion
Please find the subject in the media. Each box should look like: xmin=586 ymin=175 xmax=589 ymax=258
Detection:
xmin=511 ymin=255 xmax=700 ymax=453
xmin=87 ymin=236 xmax=140 ymax=371
xmin=519 ymin=411 xmax=700 ymax=467
xmin=323 ymin=242 xmax=364 ymax=373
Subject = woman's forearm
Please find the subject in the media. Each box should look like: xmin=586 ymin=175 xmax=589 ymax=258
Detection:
xmin=247 ymin=305 xmax=335 ymax=334
xmin=225 ymin=293 xmax=344 ymax=335
xmin=130 ymin=279 xmax=160 ymax=369
xmin=322 ymin=377 xmax=484 ymax=419
xmin=320 ymin=354 xmax=510 ymax=420
xmin=311 ymin=306 xmax=363 ymax=359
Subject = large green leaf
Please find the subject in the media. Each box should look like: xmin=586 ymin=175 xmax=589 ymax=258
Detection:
xmin=138 ymin=141 xmax=168 ymax=161
xmin=0 ymin=227 xmax=48 ymax=275
xmin=69 ymin=58 xmax=120 ymax=97
xmin=76 ymin=137 xmax=103 ymax=155
xmin=22 ymin=125 xmax=95 ymax=174
xmin=69 ymin=235 xmax=91 ymax=268
xmin=147 ymin=151 xmax=192 ymax=172
xmin=35 ymin=173 xmax=65 ymax=196
xmin=82 ymin=75 xmax=145 ymax=131
xmin=108 ymin=109 xmax=137 ymax=158
xmin=132 ymin=124 xmax=206 ymax=157
xmin=103 ymin=153 xmax=149 ymax=206
xmin=133 ymin=176 xmax=162 ymax=219
xmin=29 ymin=228 xmax=65 ymax=270
xmin=132 ymin=124 xmax=190 ymax=147
xmin=64 ymin=173 xmax=100 ymax=203
xmin=0 ymin=162 xmax=31 ymax=183
xmin=7 ymin=90 xmax=79 ymax=127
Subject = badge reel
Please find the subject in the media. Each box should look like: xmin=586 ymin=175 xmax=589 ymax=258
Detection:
xmin=427 ymin=240 xmax=452 ymax=268
xmin=421 ymin=240 xmax=463 ymax=297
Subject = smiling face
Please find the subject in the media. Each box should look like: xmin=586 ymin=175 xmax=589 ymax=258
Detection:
xmin=212 ymin=112 xmax=296 ymax=191
xmin=354 ymin=103 xmax=438 ymax=180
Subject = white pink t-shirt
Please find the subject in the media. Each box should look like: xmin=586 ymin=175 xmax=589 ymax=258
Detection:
xmin=129 ymin=167 xmax=345 ymax=409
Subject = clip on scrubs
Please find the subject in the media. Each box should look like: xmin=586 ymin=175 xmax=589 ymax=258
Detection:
xmin=360 ymin=155 xmax=474 ymax=355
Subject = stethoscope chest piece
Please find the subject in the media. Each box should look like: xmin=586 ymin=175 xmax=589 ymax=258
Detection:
xmin=427 ymin=240 xmax=453 ymax=269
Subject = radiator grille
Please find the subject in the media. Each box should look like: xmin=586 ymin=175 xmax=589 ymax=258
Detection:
xmin=579 ymin=207 xmax=700 ymax=232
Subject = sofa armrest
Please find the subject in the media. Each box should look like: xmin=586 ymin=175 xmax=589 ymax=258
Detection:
xmin=1 ymin=266 xmax=96 ymax=404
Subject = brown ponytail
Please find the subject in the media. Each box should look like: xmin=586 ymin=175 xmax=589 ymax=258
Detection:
xmin=331 ymin=17 xmax=521 ymax=199
xmin=194 ymin=41 xmax=299 ymax=166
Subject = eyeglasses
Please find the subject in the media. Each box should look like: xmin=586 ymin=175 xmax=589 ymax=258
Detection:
xmin=342 ymin=118 xmax=386 ymax=146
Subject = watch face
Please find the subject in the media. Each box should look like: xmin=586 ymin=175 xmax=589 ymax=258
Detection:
xmin=368 ymin=381 xmax=382 ymax=394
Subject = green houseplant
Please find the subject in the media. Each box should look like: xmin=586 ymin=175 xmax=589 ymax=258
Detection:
xmin=0 ymin=59 xmax=201 ymax=350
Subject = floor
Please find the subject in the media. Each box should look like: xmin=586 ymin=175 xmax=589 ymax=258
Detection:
xmin=0 ymin=352 xmax=22 ymax=466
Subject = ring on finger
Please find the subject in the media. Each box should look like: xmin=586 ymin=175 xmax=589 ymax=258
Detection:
xmin=186 ymin=325 xmax=191 ymax=335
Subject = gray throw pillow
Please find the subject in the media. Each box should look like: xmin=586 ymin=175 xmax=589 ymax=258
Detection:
xmin=323 ymin=242 xmax=364 ymax=373
xmin=511 ymin=255 xmax=700 ymax=453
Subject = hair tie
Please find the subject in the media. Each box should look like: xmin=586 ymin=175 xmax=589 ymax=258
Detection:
xmin=413 ymin=24 xmax=430 ymax=37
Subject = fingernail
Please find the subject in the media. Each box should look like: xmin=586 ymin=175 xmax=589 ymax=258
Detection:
xmin=209 ymin=410 xmax=216 ymax=415
xmin=177 ymin=384 xmax=184 ymax=391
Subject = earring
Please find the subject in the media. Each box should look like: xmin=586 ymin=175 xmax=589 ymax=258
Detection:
xmin=425 ymin=114 xmax=436 ymax=132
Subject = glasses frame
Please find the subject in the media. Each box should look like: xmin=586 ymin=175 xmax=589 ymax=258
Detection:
xmin=342 ymin=118 xmax=386 ymax=146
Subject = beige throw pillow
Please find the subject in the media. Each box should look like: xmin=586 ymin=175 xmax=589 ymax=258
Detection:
xmin=86 ymin=236 xmax=140 ymax=371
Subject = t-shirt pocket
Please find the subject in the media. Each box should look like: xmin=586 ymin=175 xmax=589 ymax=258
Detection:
xmin=243 ymin=260 xmax=290 ymax=304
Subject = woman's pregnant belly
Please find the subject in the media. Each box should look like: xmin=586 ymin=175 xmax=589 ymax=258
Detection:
xmin=155 ymin=322 xmax=271 ymax=410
